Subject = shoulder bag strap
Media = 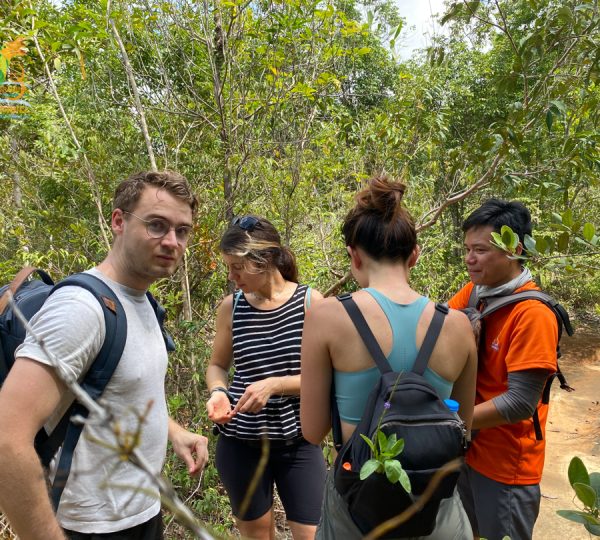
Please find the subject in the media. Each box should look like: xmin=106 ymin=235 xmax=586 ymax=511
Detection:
xmin=337 ymin=293 xmax=392 ymax=374
xmin=412 ymin=303 xmax=448 ymax=375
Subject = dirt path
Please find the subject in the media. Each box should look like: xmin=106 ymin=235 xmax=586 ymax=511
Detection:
xmin=533 ymin=330 xmax=600 ymax=540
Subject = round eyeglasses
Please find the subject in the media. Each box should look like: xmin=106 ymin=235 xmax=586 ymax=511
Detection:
xmin=231 ymin=215 xmax=260 ymax=231
xmin=123 ymin=211 xmax=192 ymax=243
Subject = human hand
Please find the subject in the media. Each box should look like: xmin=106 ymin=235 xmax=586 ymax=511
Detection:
xmin=233 ymin=378 xmax=278 ymax=415
xmin=206 ymin=391 xmax=234 ymax=424
xmin=169 ymin=423 xmax=209 ymax=477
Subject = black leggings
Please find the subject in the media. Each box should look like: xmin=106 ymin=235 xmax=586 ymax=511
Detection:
xmin=63 ymin=512 xmax=163 ymax=540
xmin=216 ymin=435 xmax=326 ymax=524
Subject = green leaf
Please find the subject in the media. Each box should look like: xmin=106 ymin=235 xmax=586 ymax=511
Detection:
xmin=550 ymin=99 xmax=567 ymax=116
xmin=583 ymin=223 xmax=596 ymax=242
xmin=389 ymin=438 xmax=405 ymax=458
xmin=360 ymin=434 xmax=376 ymax=455
xmin=562 ymin=209 xmax=574 ymax=227
xmin=584 ymin=522 xmax=600 ymax=535
xmin=535 ymin=236 xmax=548 ymax=253
xmin=501 ymin=225 xmax=518 ymax=250
xmin=569 ymin=457 xmax=590 ymax=487
xmin=398 ymin=468 xmax=412 ymax=493
xmin=574 ymin=482 xmax=597 ymax=509
xmin=377 ymin=429 xmax=388 ymax=452
xmin=558 ymin=232 xmax=570 ymax=252
xmin=385 ymin=459 xmax=403 ymax=484
xmin=557 ymin=509 xmax=593 ymax=525
xmin=589 ymin=472 xmax=600 ymax=499
xmin=546 ymin=109 xmax=554 ymax=131
xmin=524 ymin=234 xmax=537 ymax=254
xmin=556 ymin=6 xmax=573 ymax=22
xmin=360 ymin=459 xmax=382 ymax=480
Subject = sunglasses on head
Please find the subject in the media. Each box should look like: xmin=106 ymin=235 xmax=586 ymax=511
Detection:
xmin=231 ymin=215 xmax=260 ymax=231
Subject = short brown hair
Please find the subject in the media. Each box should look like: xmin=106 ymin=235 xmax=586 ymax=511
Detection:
xmin=113 ymin=170 xmax=198 ymax=216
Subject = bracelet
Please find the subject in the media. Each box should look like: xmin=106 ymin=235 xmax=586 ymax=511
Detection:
xmin=210 ymin=386 xmax=233 ymax=401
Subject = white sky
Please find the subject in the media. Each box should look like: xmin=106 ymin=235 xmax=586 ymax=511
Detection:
xmin=395 ymin=0 xmax=448 ymax=59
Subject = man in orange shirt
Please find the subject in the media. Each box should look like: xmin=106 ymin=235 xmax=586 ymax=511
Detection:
xmin=448 ymin=199 xmax=558 ymax=540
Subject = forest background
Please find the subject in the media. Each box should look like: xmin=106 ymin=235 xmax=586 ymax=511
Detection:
xmin=1 ymin=0 xmax=599 ymax=536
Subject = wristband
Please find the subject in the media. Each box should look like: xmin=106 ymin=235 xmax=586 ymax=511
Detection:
xmin=210 ymin=386 xmax=233 ymax=401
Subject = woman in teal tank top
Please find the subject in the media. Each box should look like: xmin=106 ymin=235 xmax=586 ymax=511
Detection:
xmin=300 ymin=174 xmax=477 ymax=540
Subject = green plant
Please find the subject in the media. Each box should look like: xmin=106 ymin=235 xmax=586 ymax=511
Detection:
xmin=557 ymin=456 xmax=600 ymax=536
xmin=359 ymin=428 xmax=411 ymax=493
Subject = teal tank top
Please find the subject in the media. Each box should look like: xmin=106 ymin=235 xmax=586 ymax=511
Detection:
xmin=333 ymin=288 xmax=453 ymax=424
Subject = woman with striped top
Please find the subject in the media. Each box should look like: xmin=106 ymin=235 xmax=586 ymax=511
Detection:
xmin=206 ymin=215 xmax=326 ymax=540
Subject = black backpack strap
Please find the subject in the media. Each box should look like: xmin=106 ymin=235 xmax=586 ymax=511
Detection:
xmin=44 ymin=273 xmax=127 ymax=510
xmin=330 ymin=378 xmax=343 ymax=452
xmin=413 ymin=304 xmax=448 ymax=375
xmin=146 ymin=290 xmax=176 ymax=352
xmin=337 ymin=293 xmax=391 ymax=374
xmin=467 ymin=286 xmax=479 ymax=309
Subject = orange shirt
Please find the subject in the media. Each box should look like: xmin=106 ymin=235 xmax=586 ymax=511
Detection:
xmin=449 ymin=281 xmax=558 ymax=484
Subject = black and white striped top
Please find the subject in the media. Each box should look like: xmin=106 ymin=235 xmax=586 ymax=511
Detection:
xmin=219 ymin=284 xmax=309 ymax=441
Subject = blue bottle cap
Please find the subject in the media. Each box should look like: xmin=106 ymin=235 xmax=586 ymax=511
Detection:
xmin=444 ymin=398 xmax=460 ymax=413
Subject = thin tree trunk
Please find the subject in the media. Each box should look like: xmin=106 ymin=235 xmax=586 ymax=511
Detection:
xmin=110 ymin=18 xmax=158 ymax=172
xmin=32 ymin=35 xmax=111 ymax=251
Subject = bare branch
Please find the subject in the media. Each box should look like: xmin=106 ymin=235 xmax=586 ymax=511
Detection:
xmin=110 ymin=18 xmax=158 ymax=172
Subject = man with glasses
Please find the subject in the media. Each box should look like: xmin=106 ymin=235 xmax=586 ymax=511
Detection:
xmin=0 ymin=171 xmax=208 ymax=539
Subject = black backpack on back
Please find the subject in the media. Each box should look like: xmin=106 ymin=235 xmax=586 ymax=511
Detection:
xmin=331 ymin=294 xmax=467 ymax=538
xmin=466 ymin=288 xmax=575 ymax=440
xmin=0 ymin=266 xmax=174 ymax=509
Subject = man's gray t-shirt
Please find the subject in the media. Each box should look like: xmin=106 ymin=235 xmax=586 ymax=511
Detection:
xmin=16 ymin=269 xmax=169 ymax=533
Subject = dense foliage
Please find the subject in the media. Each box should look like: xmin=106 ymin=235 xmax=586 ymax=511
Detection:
xmin=1 ymin=0 xmax=599 ymax=535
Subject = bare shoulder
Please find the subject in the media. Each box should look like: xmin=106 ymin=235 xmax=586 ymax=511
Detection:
xmin=445 ymin=307 xmax=473 ymax=331
xmin=307 ymin=295 xmax=339 ymax=316
xmin=309 ymin=288 xmax=324 ymax=302
xmin=217 ymin=293 xmax=234 ymax=312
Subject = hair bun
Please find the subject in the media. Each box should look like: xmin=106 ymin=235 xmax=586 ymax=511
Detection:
xmin=355 ymin=174 xmax=406 ymax=221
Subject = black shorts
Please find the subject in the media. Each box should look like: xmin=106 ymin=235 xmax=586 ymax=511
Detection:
xmin=63 ymin=511 xmax=163 ymax=540
xmin=216 ymin=435 xmax=326 ymax=524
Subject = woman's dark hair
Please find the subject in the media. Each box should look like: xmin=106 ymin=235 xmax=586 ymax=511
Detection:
xmin=462 ymin=198 xmax=532 ymax=244
xmin=220 ymin=215 xmax=298 ymax=282
xmin=342 ymin=174 xmax=416 ymax=262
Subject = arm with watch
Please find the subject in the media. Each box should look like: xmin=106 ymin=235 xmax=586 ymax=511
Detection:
xmin=206 ymin=296 xmax=236 ymax=424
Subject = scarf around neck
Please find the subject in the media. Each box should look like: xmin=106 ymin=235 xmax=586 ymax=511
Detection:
xmin=474 ymin=267 xmax=533 ymax=301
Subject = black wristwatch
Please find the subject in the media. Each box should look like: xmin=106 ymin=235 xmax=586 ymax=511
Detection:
xmin=210 ymin=386 xmax=234 ymax=401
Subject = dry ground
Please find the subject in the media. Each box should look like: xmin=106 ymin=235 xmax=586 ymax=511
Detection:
xmin=533 ymin=329 xmax=600 ymax=540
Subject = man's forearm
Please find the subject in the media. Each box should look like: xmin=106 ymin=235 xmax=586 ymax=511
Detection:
xmin=0 ymin=443 xmax=65 ymax=540
xmin=472 ymin=399 xmax=507 ymax=430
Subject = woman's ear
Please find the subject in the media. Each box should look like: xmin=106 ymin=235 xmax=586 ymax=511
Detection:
xmin=347 ymin=246 xmax=362 ymax=270
xmin=408 ymin=245 xmax=421 ymax=269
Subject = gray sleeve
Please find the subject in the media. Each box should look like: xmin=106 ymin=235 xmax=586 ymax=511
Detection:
xmin=492 ymin=369 xmax=551 ymax=424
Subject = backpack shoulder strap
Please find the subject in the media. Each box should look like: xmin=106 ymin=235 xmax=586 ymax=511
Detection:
xmin=146 ymin=290 xmax=176 ymax=352
xmin=336 ymin=293 xmax=392 ymax=374
xmin=481 ymin=290 xmax=574 ymax=339
xmin=44 ymin=272 xmax=127 ymax=509
xmin=467 ymin=287 xmax=478 ymax=309
xmin=413 ymin=303 xmax=448 ymax=375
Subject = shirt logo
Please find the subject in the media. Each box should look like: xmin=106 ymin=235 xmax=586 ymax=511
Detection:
xmin=491 ymin=338 xmax=500 ymax=351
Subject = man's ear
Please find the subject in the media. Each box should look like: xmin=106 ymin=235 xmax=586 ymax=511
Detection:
xmin=515 ymin=242 xmax=524 ymax=257
xmin=408 ymin=245 xmax=421 ymax=269
xmin=112 ymin=209 xmax=125 ymax=234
